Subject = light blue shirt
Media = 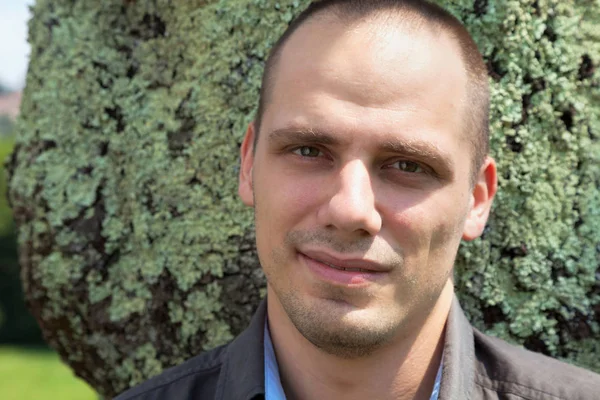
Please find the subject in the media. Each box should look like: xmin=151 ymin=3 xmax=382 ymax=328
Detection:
xmin=264 ymin=321 xmax=443 ymax=400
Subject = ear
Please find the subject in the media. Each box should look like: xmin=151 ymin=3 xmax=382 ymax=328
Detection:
xmin=462 ymin=156 xmax=497 ymax=241
xmin=238 ymin=121 xmax=256 ymax=207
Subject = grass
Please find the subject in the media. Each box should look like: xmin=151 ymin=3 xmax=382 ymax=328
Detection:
xmin=0 ymin=346 xmax=98 ymax=400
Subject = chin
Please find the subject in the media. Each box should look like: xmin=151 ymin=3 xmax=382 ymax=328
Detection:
xmin=278 ymin=289 xmax=403 ymax=358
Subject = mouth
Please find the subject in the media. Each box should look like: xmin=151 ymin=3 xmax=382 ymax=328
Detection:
xmin=300 ymin=249 xmax=390 ymax=272
xmin=320 ymin=263 xmax=370 ymax=272
xmin=298 ymin=250 xmax=389 ymax=285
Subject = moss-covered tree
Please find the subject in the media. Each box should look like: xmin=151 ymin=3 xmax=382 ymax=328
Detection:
xmin=7 ymin=0 xmax=599 ymax=397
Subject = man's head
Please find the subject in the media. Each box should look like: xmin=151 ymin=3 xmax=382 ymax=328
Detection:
xmin=239 ymin=0 xmax=497 ymax=358
xmin=255 ymin=0 xmax=491 ymax=183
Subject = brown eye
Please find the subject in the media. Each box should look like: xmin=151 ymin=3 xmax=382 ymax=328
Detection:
xmin=391 ymin=160 xmax=423 ymax=173
xmin=293 ymin=146 xmax=322 ymax=157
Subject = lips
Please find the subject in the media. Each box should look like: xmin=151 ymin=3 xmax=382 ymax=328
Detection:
xmin=299 ymin=249 xmax=389 ymax=285
xmin=321 ymin=263 xmax=369 ymax=272
xmin=300 ymin=249 xmax=390 ymax=273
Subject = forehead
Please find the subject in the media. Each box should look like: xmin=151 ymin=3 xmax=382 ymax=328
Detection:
xmin=260 ymin=12 xmax=470 ymax=158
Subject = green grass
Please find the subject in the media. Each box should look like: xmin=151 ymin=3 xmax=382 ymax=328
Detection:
xmin=0 ymin=347 xmax=97 ymax=400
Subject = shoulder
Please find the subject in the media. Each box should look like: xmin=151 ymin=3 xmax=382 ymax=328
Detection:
xmin=113 ymin=343 xmax=229 ymax=400
xmin=473 ymin=328 xmax=600 ymax=400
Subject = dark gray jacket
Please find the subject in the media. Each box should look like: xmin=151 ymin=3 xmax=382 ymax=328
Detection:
xmin=114 ymin=297 xmax=600 ymax=399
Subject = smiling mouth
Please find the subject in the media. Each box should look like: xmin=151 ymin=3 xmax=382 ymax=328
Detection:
xmin=299 ymin=251 xmax=386 ymax=286
xmin=320 ymin=262 xmax=370 ymax=273
xmin=299 ymin=250 xmax=389 ymax=273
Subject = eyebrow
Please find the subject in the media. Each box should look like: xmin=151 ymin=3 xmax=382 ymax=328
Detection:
xmin=267 ymin=126 xmax=455 ymax=176
xmin=267 ymin=127 xmax=340 ymax=146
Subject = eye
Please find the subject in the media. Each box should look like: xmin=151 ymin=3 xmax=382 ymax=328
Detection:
xmin=389 ymin=160 xmax=424 ymax=173
xmin=292 ymin=146 xmax=322 ymax=157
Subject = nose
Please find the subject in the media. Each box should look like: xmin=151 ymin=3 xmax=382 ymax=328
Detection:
xmin=317 ymin=160 xmax=382 ymax=236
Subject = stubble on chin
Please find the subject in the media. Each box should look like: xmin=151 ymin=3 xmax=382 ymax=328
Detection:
xmin=277 ymin=289 xmax=399 ymax=359
xmin=264 ymin=229 xmax=403 ymax=359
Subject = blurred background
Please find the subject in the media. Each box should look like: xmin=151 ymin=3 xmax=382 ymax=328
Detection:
xmin=0 ymin=0 xmax=96 ymax=398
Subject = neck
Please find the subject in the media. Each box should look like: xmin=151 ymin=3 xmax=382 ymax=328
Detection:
xmin=267 ymin=281 xmax=453 ymax=400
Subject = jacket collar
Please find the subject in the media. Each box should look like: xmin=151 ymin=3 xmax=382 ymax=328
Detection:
xmin=217 ymin=296 xmax=475 ymax=400
xmin=217 ymin=299 xmax=267 ymax=400
xmin=438 ymin=296 xmax=475 ymax=399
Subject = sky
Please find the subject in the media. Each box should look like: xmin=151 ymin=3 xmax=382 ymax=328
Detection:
xmin=0 ymin=0 xmax=34 ymax=91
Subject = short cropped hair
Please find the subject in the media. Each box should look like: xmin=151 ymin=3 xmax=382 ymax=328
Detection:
xmin=254 ymin=0 xmax=490 ymax=181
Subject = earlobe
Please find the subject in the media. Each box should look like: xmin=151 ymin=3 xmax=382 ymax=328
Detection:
xmin=238 ymin=122 xmax=256 ymax=207
xmin=462 ymin=157 xmax=498 ymax=241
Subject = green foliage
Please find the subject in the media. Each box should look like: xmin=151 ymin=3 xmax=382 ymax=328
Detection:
xmin=0 ymin=347 xmax=97 ymax=399
xmin=0 ymin=115 xmax=14 ymax=136
xmin=7 ymin=0 xmax=600 ymax=396
xmin=0 ymin=134 xmax=15 ymax=237
xmin=0 ymin=233 xmax=44 ymax=345
xmin=0 ymin=126 xmax=20 ymax=342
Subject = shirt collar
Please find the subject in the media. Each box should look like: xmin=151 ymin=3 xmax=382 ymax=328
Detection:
xmin=264 ymin=320 xmax=288 ymax=400
xmin=263 ymin=311 xmax=447 ymax=400
xmin=217 ymin=296 xmax=475 ymax=400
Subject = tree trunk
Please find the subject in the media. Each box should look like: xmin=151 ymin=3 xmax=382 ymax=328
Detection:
xmin=7 ymin=0 xmax=600 ymax=397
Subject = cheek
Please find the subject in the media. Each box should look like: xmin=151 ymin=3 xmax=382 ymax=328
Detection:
xmin=253 ymin=173 xmax=328 ymax=266
xmin=384 ymin=196 xmax=434 ymax=253
xmin=424 ymin=193 xmax=469 ymax=260
xmin=256 ymin=172 xmax=326 ymax=223
xmin=385 ymin=192 xmax=467 ymax=258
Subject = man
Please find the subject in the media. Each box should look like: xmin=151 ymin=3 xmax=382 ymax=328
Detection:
xmin=115 ymin=0 xmax=600 ymax=399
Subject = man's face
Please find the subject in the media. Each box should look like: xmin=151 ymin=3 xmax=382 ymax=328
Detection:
xmin=239 ymin=15 xmax=494 ymax=357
